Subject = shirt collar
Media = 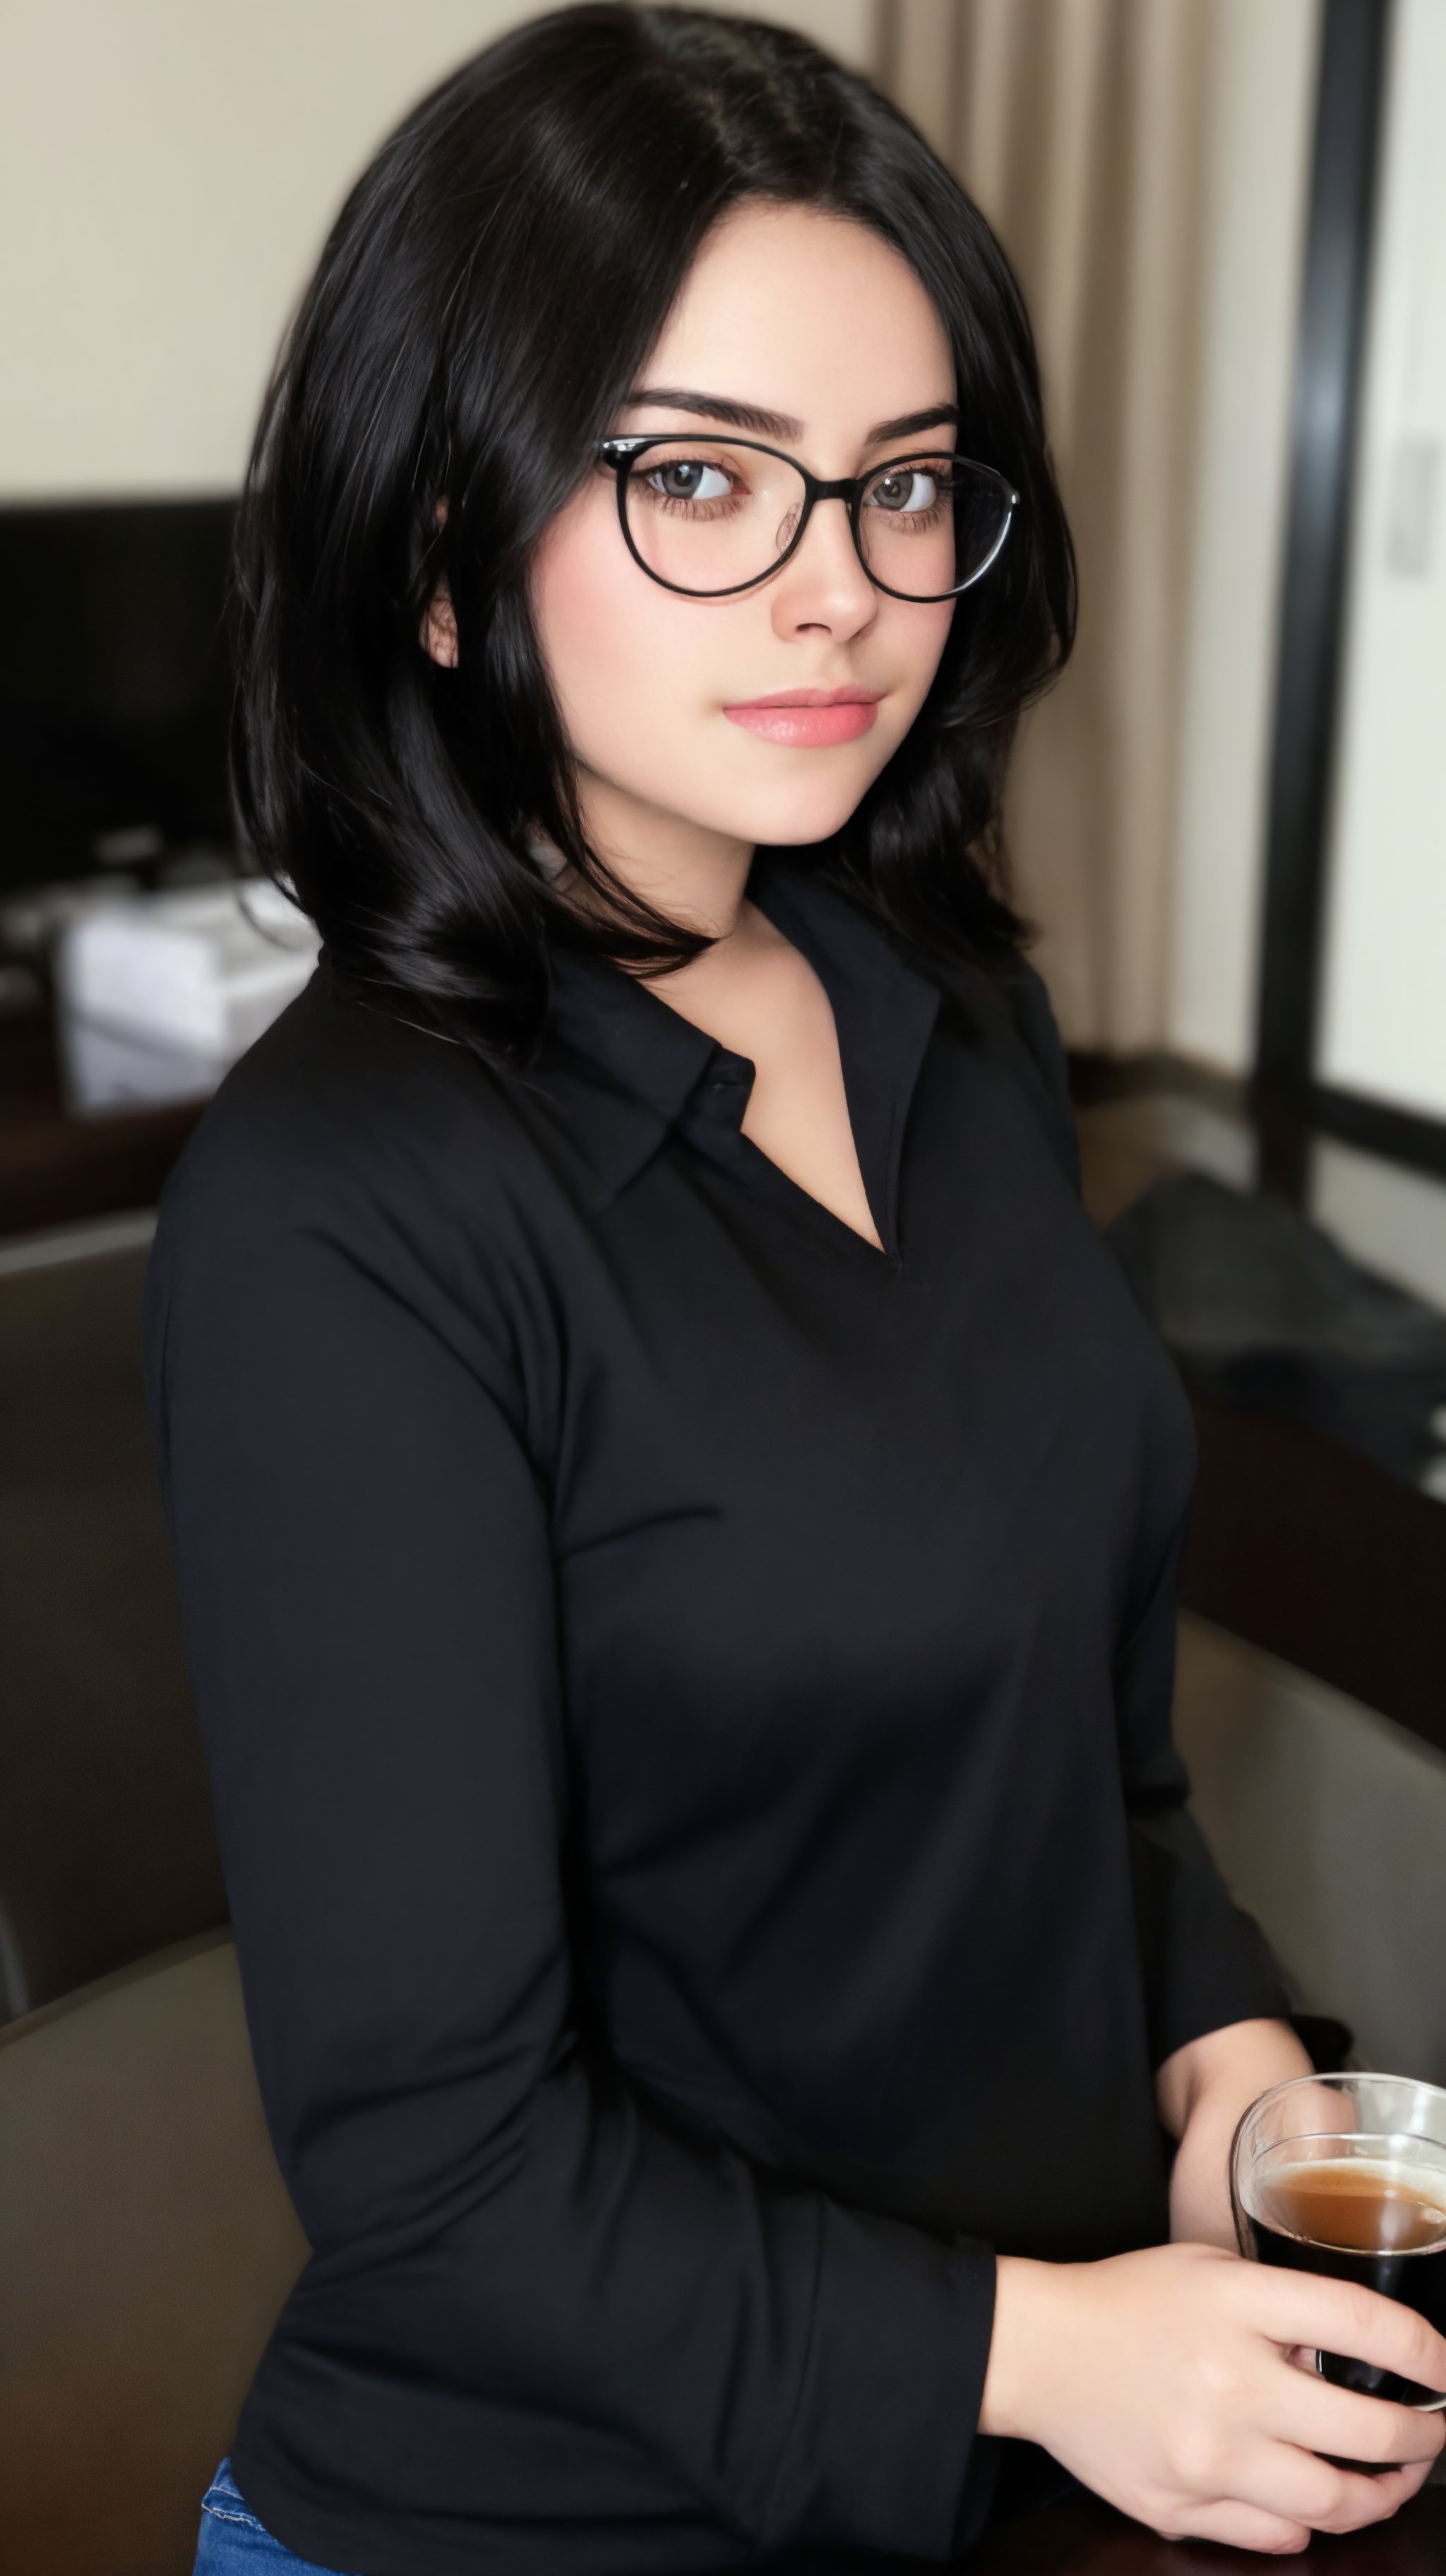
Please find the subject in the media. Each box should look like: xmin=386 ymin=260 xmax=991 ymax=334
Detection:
xmin=749 ymin=857 xmax=941 ymax=1249
xmin=532 ymin=944 xmax=718 ymax=1200
xmin=532 ymin=859 xmax=943 ymax=1225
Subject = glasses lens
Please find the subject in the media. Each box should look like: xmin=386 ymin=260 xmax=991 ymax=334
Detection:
xmin=620 ymin=439 xmax=808 ymax=595
xmin=859 ymin=455 xmax=1013 ymax=599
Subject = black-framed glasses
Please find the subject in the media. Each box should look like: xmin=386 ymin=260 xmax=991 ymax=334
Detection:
xmin=596 ymin=432 xmax=1019 ymax=602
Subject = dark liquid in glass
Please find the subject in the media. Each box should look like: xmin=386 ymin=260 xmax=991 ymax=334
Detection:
xmin=1245 ymin=2159 xmax=1446 ymax=2406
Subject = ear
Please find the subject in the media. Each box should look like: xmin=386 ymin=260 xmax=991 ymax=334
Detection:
xmin=420 ymin=576 xmax=459 ymax=669
xmin=419 ymin=494 xmax=458 ymax=667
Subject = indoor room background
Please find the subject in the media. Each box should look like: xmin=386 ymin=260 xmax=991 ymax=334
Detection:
xmin=1 ymin=6 xmax=1443 ymax=2571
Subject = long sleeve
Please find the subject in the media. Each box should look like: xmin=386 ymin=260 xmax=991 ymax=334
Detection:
xmin=144 ymin=1133 xmax=996 ymax=2565
xmin=996 ymin=956 xmax=1290 ymax=2066
xmin=1114 ymin=1512 xmax=1291 ymax=2067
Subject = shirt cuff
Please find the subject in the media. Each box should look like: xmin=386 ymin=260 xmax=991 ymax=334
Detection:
xmin=767 ymin=2205 xmax=998 ymax=2559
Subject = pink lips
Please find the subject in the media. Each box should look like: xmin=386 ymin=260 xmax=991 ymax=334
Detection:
xmin=722 ymin=688 xmax=882 ymax=749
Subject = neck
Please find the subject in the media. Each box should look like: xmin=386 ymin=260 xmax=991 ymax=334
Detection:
xmin=570 ymin=765 xmax=755 ymax=941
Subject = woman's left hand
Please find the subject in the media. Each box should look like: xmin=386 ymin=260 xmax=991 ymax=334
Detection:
xmin=1157 ymin=2018 xmax=1315 ymax=2249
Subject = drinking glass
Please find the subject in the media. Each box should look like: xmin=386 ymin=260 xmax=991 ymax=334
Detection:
xmin=1231 ymin=2070 xmax=1446 ymax=2409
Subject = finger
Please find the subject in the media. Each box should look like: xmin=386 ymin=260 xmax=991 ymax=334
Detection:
xmin=1272 ymin=2368 xmax=1446 ymax=2469
xmin=1246 ymin=2271 xmax=1446 ymax=2397
xmin=1220 ymin=2438 xmax=1366 ymax=2534
xmin=1163 ymin=2498 xmax=1310 ymax=2553
xmin=1214 ymin=2431 xmax=1431 ymax=2537
xmin=1301 ymin=2459 xmax=1435 ymax=2536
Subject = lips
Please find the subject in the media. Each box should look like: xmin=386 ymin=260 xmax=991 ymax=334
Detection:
xmin=722 ymin=687 xmax=883 ymax=749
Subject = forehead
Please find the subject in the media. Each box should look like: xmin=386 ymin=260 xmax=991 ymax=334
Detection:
xmin=638 ymin=203 xmax=954 ymax=438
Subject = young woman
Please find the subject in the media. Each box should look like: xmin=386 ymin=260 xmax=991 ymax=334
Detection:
xmin=153 ymin=11 xmax=1445 ymax=2572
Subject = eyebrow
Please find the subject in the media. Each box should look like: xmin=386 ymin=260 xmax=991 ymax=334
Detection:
xmin=623 ymin=386 xmax=960 ymax=446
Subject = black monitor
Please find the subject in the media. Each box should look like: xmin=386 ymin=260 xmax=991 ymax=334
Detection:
xmin=0 ymin=498 xmax=237 ymax=897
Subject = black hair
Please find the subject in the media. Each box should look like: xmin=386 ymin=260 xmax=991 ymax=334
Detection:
xmin=232 ymin=3 xmax=1076 ymax=1061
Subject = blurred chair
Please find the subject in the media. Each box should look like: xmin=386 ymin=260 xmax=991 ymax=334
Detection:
xmin=0 ymin=1928 xmax=306 ymax=2576
xmin=0 ymin=1234 xmax=227 ymax=2022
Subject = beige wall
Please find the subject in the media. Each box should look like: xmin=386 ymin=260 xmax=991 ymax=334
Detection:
xmin=1166 ymin=0 xmax=1319 ymax=1073
xmin=0 ymin=0 xmax=878 ymax=501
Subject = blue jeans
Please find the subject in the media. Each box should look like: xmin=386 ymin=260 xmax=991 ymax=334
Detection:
xmin=193 ymin=2459 xmax=360 ymax=2575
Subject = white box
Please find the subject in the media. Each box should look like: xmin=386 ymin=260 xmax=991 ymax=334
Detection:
xmin=54 ymin=880 xmax=321 ymax=1114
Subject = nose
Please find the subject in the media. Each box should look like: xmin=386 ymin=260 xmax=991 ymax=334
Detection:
xmin=769 ymin=493 xmax=878 ymax=645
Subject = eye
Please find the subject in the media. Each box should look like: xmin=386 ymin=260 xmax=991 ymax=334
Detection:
xmin=643 ymin=458 xmax=734 ymax=503
xmin=867 ymin=467 xmax=941 ymax=516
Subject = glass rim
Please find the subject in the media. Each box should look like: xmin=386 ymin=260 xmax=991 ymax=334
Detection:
xmin=1248 ymin=2128 xmax=1446 ymax=2160
xmin=1244 ymin=2071 xmax=1446 ymax=2112
xmin=1236 ymin=2071 xmax=1446 ymax=2166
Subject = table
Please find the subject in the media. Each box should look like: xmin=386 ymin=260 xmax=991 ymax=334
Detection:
xmin=0 ymin=993 xmax=203 ymax=1239
xmin=969 ymin=2486 xmax=1446 ymax=2575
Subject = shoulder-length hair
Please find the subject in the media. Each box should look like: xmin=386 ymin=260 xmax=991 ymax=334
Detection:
xmin=232 ymin=3 xmax=1075 ymax=1061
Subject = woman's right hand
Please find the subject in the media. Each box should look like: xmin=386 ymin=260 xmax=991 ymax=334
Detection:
xmin=979 ymin=2241 xmax=1446 ymax=2553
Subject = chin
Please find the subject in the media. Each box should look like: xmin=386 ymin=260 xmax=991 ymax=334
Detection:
xmin=731 ymin=769 xmax=882 ymax=850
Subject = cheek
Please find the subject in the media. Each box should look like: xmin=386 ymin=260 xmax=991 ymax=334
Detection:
xmin=885 ymin=600 xmax=955 ymax=724
xmin=530 ymin=491 xmax=701 ymax=766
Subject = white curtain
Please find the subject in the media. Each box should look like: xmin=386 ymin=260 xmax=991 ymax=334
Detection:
xmin=880 ymin=0 xmax=1261 ymax=1053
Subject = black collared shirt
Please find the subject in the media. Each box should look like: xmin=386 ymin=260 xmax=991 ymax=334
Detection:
xmin=145 ymin=858 xmax=1284 ymax=2576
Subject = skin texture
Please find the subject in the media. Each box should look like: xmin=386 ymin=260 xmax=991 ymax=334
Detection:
xmin=429 ymin=199 xmax=1446 ymax=2548
xmin=983 ymin=2240 xmax=1444 ymax=2553
xmin=526 ymin=202 xmax=960 ymax=1249
xmin=527 ymin=207 xmax=958 ymax=893
xmin=1159 ymin=2016 xmax=1313 ymax=2250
